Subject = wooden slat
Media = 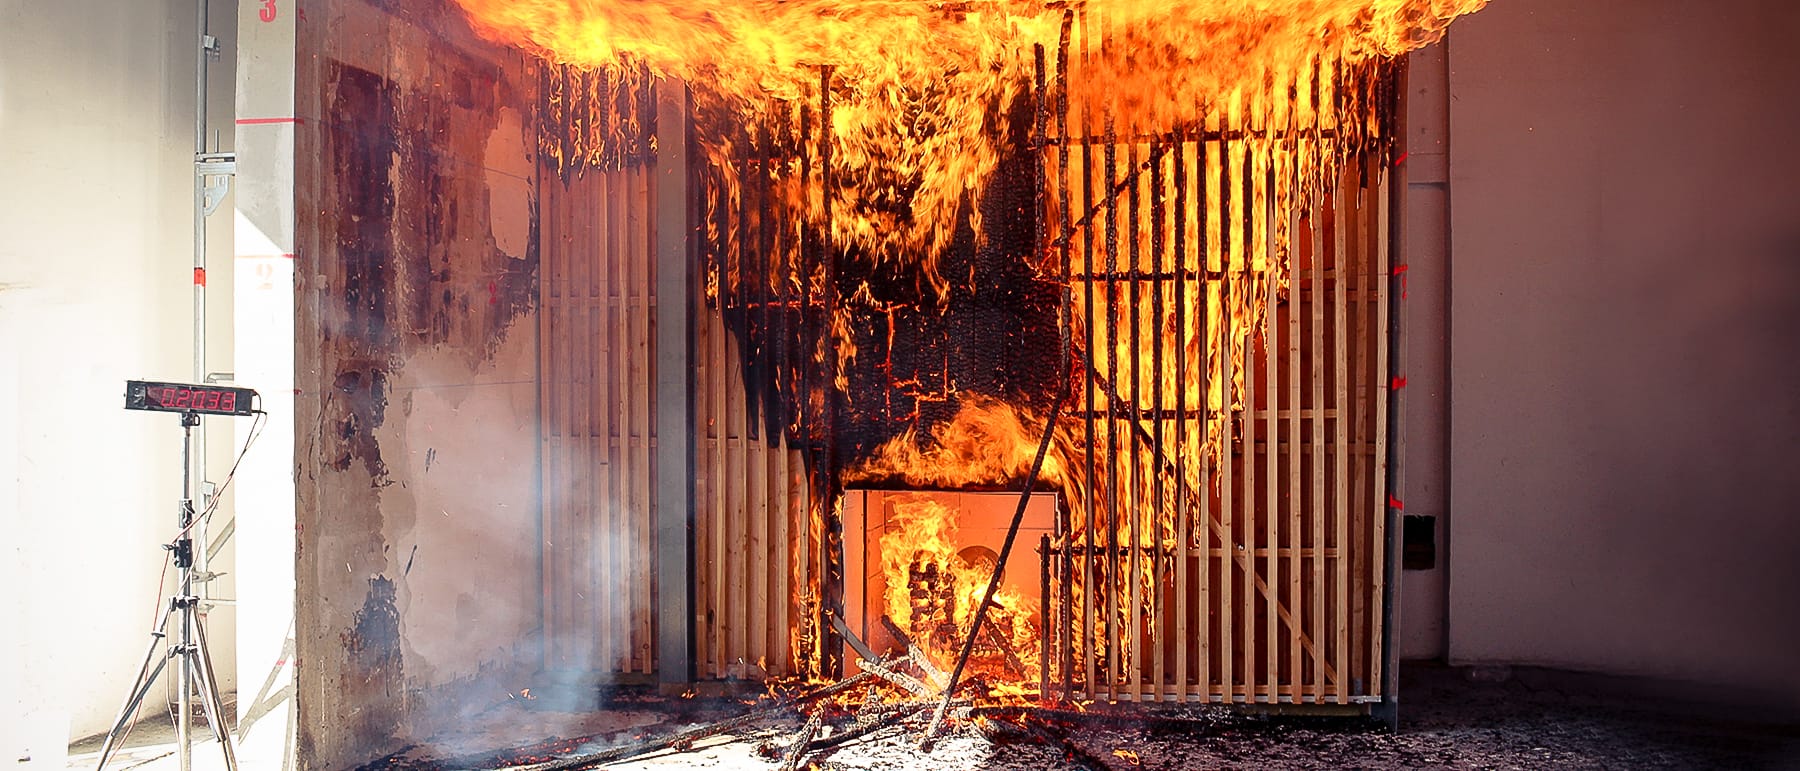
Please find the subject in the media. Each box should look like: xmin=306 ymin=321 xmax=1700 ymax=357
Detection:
xmin=1077 ymin=14 xmax=1098 ymax=701
xmin=1193 ymin=134 xmax=1212 ymax=705
xmin=1331 ymin=163 xmax=1351 ymax=705
xmin=611 ymin=167 xmax=632 ymax=672
xmin=727 ymin=275 xmax=749 ymax=673
xmin=1309 ymin=167 xmax=1328 ymax=705
xmin=1238 ymin=132 xmax=1258 ymax=706
xmin=1149 ymin=137 xmax=1165 ymax=704
xmin=1285 ymin=191 xmax=1304 ymax=703
xmin=1171 ymin=132 xmax=1189 ymax=703
xmin=569 ymin=175 xmax=584 ymax=670
xmin=1348 ymin=161 xmax=1370 ymax=696
xmin=584 ymin=172 xmax=603 ymax=672
xmin=1370 ymin=153 xmax=1391 ymax=697
xmin=1126 ymin=136 xmax=1143 ymax=704
xmin=634 ymin=162 xmax=656 ymax=672
xmin=1261 ymin=139 xmax=1279 ymax=703
xmin=709 ymin=177 xmax=730 ymax=679
xmin=710 ymin=310 xmax=728 ymax=677
xmin=1215 ymin=122 xmax=1235 ymax=702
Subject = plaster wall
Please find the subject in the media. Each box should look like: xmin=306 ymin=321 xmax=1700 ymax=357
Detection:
xmin=0 ymin=0 xmax=238 ymax=754
xmin=1446 ymin=0 xmax=1800 ymax=702
xmin=291 ymin=1 xmax=542 ymax=767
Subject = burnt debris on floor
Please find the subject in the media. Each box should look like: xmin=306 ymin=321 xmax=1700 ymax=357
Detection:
xmin=350 ymin=663 xmax=1800 ymax=771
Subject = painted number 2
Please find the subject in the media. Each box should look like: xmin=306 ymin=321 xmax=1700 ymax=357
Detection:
xmin=259 ymin=0 xmax=278 ymax=23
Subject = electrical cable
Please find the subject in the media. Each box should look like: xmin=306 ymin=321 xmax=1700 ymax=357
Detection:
xmin=170 ymin=408 xmax=267 ymax=544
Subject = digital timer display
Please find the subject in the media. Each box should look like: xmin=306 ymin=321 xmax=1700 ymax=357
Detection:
xmin=124 ymin=380 xmax=258 ymax=417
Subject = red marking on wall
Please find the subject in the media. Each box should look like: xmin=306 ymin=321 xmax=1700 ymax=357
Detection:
xmin=1392 ymin=263 xmax=1409 ymax=300
xmin=193 ymin=267 xmax=207 ymax=287
xmin=236 ymin=117 xmax=301 ymax=125
xmin=258 ymin=0 xmax=278 ymax=23
xmin=1392 ymin=151 xmax=1410 ymax=167
xmin=488 ymin=280 xmax=499 ymax=305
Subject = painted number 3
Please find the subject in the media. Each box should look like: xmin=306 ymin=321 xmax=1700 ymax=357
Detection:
xmin=259 ymin=0 xmax=278 ymax=23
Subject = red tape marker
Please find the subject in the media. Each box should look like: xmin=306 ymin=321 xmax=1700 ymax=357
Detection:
xmin=1388 ymin=494 xmax=1404 ymax=511
xmin=193 ymin=267 xmax=207 ymax=287
xmin=1392 ymin=151 xmax=1410 ymax=167
xmin=1393 ymin=263 xmax=1409 ymax=300
xmin=1391 ymin=376 xmax=1407 ymax=391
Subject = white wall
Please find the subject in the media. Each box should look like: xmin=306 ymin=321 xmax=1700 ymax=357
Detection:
xmin=1446 ymin=0 xmax=1800 ymax=704
xmin=0 ymin=0 xmax=240 ymax=752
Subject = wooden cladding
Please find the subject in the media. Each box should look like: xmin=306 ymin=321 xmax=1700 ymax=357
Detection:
xmin=1036 ymin=41 xmax=1396 ymax=703
xmin=538 ymin=157 xmax=658 ymax=676
xmin=1044 ymin=155 xmax=1392 ymax=704
xmin=694 ymin=309 xmax=815 ymax=680
xmin=539 ymin=51 xmax=1397 ymax=699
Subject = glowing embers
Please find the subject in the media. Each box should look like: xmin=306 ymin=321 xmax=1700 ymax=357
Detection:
xmin=841 ymin=490 xmax=1057 ymax=693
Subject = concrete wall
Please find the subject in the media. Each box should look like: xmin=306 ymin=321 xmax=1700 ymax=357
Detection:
xmin=1397 ymin=43 xmax=1453 ymax=661
xmin=1444 ymin=0 xmax=1800 ymax=703
xmin=0 ymin=0 xmax=238 ymax=759
xmin=291 ymin=1 xmax=542 ymax=767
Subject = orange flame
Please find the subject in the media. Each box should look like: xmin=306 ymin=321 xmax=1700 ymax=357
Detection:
xmin=877 ymin=495 xmax=1041 ymax=688
xmin=451 ymin=0 xmax=1488 ymax=691
xmin=452 ymin=0 xmax=1485 ymax=293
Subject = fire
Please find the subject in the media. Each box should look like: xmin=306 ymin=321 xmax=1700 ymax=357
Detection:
xmin=845 ymin=395 xmax=1077 ymax=493
xmin=452 ymin=0 xmax=1485 ymax=296
xmin=451 ymin=0 xmax=1489 ymax=693
xmin=877 ymin=495 xmax=1040 ymax=688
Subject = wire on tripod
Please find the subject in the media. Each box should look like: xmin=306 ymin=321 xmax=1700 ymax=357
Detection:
xmin=170 ymin=408 xmax=268 ymax=544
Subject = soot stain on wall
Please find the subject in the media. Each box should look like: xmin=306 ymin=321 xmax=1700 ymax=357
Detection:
xmin=340 ymin=576 xmax=405 ymax=739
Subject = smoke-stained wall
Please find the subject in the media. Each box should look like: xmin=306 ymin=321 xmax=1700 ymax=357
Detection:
xmin=1444 ymin=0 xmax=1800 ymax=703
xmin=294 ymin=1 xmax=542 ymax=767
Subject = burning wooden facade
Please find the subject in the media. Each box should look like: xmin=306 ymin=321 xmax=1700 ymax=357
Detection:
xmin=538 ymin=30 xmax=1400 ymax=703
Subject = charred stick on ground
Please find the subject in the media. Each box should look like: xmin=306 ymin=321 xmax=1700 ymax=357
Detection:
xmin=856 ymin=657 xmax=936 ymax=698
xmin=880 ymin=614 xmax=949 ymax=688
xmin=501 ymin=668 xmax=889 ymax=771
xmin=779 ymin=712 xmax=825 ymax=771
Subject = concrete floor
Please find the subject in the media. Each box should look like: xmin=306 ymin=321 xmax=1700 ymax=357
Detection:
xmin=70 ymin=664 xmax=1800 ymax=770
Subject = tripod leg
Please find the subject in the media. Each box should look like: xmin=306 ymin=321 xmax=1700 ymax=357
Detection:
xmin=94 ymin=604 xmax=176 ymax=771
xmin=191 ymin=618 xmax=240 ymax=771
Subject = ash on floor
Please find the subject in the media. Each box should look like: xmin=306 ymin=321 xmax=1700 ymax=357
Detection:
xmin=362 ymin=664 xmax=1800 ymax=770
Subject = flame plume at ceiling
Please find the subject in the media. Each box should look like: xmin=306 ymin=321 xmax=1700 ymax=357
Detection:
xmin=452 ymin=0 xmax=1485 ymax=292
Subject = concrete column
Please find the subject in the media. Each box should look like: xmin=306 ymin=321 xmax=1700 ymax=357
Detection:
xmin=652 ymin=78 xmax=695 ymax=688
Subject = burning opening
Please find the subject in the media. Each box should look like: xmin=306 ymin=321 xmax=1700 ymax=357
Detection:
xmin=842 ymin=489 xmax=1060 ymax=694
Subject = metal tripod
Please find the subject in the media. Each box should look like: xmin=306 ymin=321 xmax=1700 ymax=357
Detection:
xmin=95 ymin=412 xmax=238 ymax=771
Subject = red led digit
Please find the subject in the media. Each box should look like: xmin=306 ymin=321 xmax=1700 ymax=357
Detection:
xmin=221 ymin=392 xmax=237 ymax=412
xmin=205 ymin=390 xmax=221 ymax=410
xmin=175 ymin=389 xmax=193 ymax=408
